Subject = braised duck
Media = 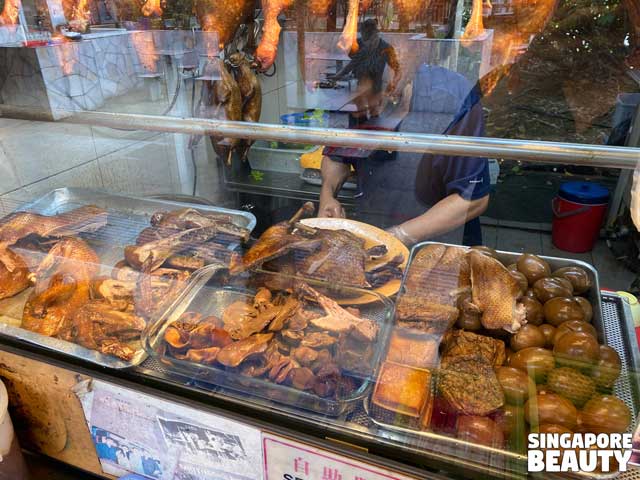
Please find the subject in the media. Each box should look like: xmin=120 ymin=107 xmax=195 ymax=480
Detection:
xmin=469 ymin=250 xmax=526 ymax=333
xmin=0 ymin=206 xmax=107 ymax=300
xmin=228 ymin=52 xmax=263 ymax=161
xmin=68 ymin=301 xmax=146 ymax=360
xmin=22 ymin=238 xmax=100 ymax=338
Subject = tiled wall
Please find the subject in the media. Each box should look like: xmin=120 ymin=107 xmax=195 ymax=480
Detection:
xmin=0 ymin=28 xmax=306 ymax=213
xmin=0 ymin=118 xmax=187 ymax=214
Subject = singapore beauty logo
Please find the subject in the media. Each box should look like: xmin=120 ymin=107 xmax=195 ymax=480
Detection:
xmin=528 ymin=433 xmax=633 ymax=473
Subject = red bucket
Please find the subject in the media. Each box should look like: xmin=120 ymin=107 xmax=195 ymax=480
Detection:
xmin=551 ymin=181 xmax=609 ymax=253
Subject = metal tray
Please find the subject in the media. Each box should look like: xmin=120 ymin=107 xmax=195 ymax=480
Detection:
xmin=366 ymin=242 xmax=640 ymax=479
xmin=0 ymin=188 xmax=256 ymax=370
xmin=400 ymin=241 xmax=604 ymax=340
xmin=143 ymin=265 xmax=395 ymax=416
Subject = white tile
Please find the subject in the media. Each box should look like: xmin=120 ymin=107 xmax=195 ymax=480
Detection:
xmin=98 ymin=137 xmax=178 ymax=196
xmin=0 ymin=140 xmax=23 ymax=195
xmin=22 ymin=161 xmax=104 ymax=198
xmin=91 ymin=125 xmax=160 ymax=158
xmin=0 ymin=120 xmax=97 ymax=185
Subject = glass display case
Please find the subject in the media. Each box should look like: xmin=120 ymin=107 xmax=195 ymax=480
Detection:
xmin=0 ymin=0 xmax=638 ymax=478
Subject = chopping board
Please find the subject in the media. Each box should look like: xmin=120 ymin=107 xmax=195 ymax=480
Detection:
xmin=300 ymin=218 xmax=409 ymax=304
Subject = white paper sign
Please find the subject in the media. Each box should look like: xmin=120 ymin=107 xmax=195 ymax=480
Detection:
xmin=75 ymin=379 xmax=264 ymax=480
xmin=263 ymin=432 xmax=417 ymax=480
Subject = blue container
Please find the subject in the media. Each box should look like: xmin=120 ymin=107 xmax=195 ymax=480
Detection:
xmin=280 ymin=111 xmax=329 ymax=128
xmin=558 ymin=181 xmax=609 ymax=205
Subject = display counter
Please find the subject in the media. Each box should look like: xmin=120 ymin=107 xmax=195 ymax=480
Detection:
xmin=0 ymin=184 xmax=636 ymax=479
xmin=0 ymin=2 xmax=639 ymax=477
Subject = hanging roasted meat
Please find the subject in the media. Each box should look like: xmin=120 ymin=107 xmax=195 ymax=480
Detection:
xmin=202 ymin=61 xmax=243 ymax=164
xmin=229 ymin=52 xmax=263 ymax=161
xmin=141 ymin=0 xmax=162 ymax=17
xmin=394 ymin=0 xmax=431 ymax=31
xmin=22 ymin=238 xmax=100 ymax=338
xmin=461 ymin=0 xmax=485 ymax=44
xmin=308 ymin=0 xmax=335 ymax=16
xmin=255 ymin=0 xmax=295 ymax=70
xmin=194 ymin=0 xmax=256 ymax=48
xmin=0 ymin=0 xmax=20 ymax=25
xmin=337 ymin=0 xmax=360 ymax=53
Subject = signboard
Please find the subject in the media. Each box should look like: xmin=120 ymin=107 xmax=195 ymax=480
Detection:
xmin=75 ymin=379 xmax=263 ymax=480
xmin=263 ymin=432 xmax=418 ymax=480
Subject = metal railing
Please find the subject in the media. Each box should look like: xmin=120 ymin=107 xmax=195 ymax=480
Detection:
xmin=66 ymin=111 xmax=640 ymax=169
xmin=0 ymin=106 xmax=638 ymax=168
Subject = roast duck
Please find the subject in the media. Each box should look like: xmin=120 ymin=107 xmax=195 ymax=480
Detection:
xmin=0 ymin=205 xmax=107 ymax=300
xmin=230 ymin=203 xmax=403 ymax=289
xmin=0 ymin=205 xmax=250 ymax=361
xmin=161 ymin=282 xmax=380 ymax=399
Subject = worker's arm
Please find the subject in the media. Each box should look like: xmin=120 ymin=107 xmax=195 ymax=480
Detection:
xmin=319 ymin=155 xmax=351 ymax=217
xmin=389 ymin=193 xmax=489 ymax=245
xmin=332 ymin=61 xmax=355 ymax=80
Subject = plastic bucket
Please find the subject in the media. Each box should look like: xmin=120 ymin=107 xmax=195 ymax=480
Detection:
xmin=0 ymin=379 xmax=28 ymax=480
xmin=551 ymin=181 xmax=609 ymax=253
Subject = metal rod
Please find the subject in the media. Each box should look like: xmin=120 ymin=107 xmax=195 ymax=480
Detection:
xmin=69 ymin=111 xmax=640 ymax=168
xmin=2 ymin=106 xmax=638 ymax=168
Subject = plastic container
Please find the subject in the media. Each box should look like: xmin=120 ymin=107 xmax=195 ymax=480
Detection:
xmin=0 ymin=380 xmax=28 ymax=480
xmin=247 ymin=141 xmax=320 ymax=174
xmin=278 ymin=111 xmax=329 ymax=149
xmin=552 ymin=181 xmax=609 ymax=253
xmin=143 ymin=266 xmax=394 ymax=416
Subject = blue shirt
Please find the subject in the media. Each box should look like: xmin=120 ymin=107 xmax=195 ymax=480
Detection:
xmin=324 ymin=65 xmax=490 ymax=245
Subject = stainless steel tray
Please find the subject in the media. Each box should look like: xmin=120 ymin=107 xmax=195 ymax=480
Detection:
xmin=366 ymin=242 xmax=639 ymax=479
xmin=400 ymin=241 xmax=604 ymax=340
xmin=0 ymin=188 xmax=257 ymax=370
xmin=143 ymin=265 xmax=395 ymax=416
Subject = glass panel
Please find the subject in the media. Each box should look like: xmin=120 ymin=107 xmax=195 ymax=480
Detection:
xmin=0 ymin=0 xmax=637 ymax=477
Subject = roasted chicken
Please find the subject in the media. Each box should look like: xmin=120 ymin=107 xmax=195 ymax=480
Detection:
xmin=22 ymin=238 xmax=100 ymax=338
xmin=193 ymin=0 xmax=256 ymax=48
xmin=0 ymin=206 xmax=107 ymax=247
xmin=255 ymin=0 xmax=296 ymax=70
